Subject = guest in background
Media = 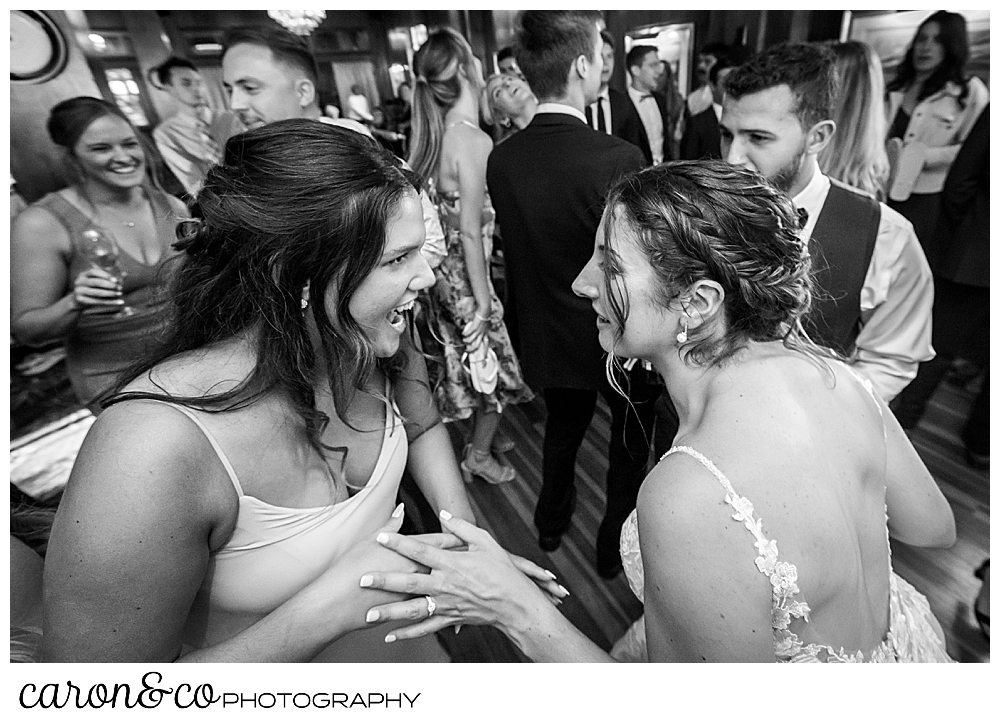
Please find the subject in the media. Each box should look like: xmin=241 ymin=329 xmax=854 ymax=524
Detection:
xmin=892 ymin=105 xmax=989 ymax=466
xmin=149 ymin=57 xmax=242 ymax=198
xmin=482 ymin=73 xmax=537 ymax=145
xmin=721 ymin=42 xmax=934 ymax=402
xmin=347 ymin=83 xmax=377 ymax=125
xmin=687 ymin=42 xmax=731 ymax=117
xmin=222 ymin=27 xmax=366 ymax=137
xmin=487 ymin=11 xmax=658 ymax=578
xmin=586 ymin=31 xmax=647 ymax=158
xmin=409 ymin=28 xmax=533 ymax=486
xmin=817 ymin=41 xmax=890 ymax=200
xmin=10 ymin=97 xmax=189 ymax=414
xmin=625 ymin=45 xmax=680 ymax=165
xmin=885 ymin=10 xmax=988 ymax=248
xmin=679 ymin=57 xmax=732 ymax=160
xmin=496 ymin=46 xmax=524 ymax=79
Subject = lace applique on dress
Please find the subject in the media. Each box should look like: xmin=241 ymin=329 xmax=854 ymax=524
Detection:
xmin=614 ymin=443 xmax=954 ymax=663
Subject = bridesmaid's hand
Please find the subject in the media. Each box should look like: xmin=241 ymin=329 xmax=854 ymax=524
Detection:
xmin=359 ymin=511 xmax=569 ymax=642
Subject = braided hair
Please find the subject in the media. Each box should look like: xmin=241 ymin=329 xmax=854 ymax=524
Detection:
xmin=601 ymin=160 xmax=832 ymax=371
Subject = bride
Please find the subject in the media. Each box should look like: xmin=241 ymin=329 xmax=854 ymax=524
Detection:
xmin=358 ymin=161 xmax=956 ymax=663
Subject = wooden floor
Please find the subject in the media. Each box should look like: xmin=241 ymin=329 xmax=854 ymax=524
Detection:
xmin=429 ymin=373 xmax=991 ymax=663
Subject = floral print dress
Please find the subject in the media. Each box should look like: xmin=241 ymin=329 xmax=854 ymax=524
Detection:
xmin=422 ymin=181 xmax=533 ymax=423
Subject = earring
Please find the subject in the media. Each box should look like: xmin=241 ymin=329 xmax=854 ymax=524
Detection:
xmin=676 ymin=321 xmax=688 ymax=344
xmin=301 ymin=298 xmax=309 ymax=311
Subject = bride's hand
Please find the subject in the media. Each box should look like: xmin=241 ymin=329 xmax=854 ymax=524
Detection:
xmin=359 ymin=511 xmax=569 ymax=642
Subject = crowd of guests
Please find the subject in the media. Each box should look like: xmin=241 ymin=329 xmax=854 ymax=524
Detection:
xmin=9 ymin=9 xmax=988 ymax=663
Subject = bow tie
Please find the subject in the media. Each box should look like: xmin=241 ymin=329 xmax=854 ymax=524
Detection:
xmin=796 ymin=207 xmax=809 ymax=229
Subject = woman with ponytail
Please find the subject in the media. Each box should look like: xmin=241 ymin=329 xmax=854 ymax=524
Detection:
xmin=408 ymin=28 xmax=533 ymax=486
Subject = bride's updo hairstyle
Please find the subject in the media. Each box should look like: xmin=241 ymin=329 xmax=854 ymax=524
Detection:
xmin=109 ymin=119 xmax=420 ymax=451
xmin=602 ymin=160 xmax=825 ymax=368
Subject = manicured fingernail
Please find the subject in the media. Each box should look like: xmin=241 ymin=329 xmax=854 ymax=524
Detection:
xmin=366 ymin=609 xmax=380 ymax=623
xmin=557 ymin=584 xmax=570 ymax=597
xmin=544 ymin=569 xmax=558 ymax=580
xmin=384 ymin=633 xmax=397 ymax=643
xmin=376 ymin=532 xmax=389 ymax=544
xmin=392 ymin=502 xmax=405 ymax=518
xmin=439 ymin=509 xmax=452 ymax=521
xmin=359 ymin=575 xmax=374 ymax=588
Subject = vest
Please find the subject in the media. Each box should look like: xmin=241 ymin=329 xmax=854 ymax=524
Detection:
xmin=806 ymin=180 xmax=881 ymax=355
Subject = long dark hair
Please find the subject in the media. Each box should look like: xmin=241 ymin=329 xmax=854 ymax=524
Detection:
xmin=108 ymin=120 xmax=420 ymax=454
xmin=888 ymin=11 xmax=971 ymax=105
xmin=601 ymin=161 xmax=831 ymax=376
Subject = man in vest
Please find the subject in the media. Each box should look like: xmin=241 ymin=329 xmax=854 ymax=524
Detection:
xmin=719 ymin=41 xmax=933 ymax=401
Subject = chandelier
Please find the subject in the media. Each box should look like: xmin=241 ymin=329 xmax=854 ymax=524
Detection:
xmin=267 ymin=10 xmax=327 ymax=36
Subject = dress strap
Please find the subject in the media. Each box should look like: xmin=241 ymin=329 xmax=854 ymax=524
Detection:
xmin=660 ymin=445 xmax=810 ymax=626
xmin=143 ymin=401 xmax=245 ymax=496
xmin=445 ymin=119 xmax=480 ymax=131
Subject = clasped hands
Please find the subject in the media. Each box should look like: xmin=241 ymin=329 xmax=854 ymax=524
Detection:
xmin=359 ymin=510 xmax=570 ymax=642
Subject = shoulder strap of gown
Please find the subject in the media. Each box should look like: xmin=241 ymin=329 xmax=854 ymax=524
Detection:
xmin=142 ymin=400 xmax=245 ymax=496
xmin=660 ymin=444 xmax=808 ymax=618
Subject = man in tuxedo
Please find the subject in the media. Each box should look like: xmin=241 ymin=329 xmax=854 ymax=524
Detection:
xmin=625 ymin=45 xmax=681 ymax=164
xmin=487 ymin=10 xmax=658 ymax=578
xmin=720 ymin=42 xmax=933 ymax=401
xmin=679 ymin=59 xmax=732 ymax=160
xmin=585 ymin=31 xmax=647 ymax=159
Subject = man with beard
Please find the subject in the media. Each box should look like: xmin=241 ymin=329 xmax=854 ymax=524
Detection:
xmin=720 ymin=42 xmax=933 ymax=401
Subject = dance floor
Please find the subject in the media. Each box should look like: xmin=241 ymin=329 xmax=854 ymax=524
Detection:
xmin=10 ymin=366 xmax=989 ymax=663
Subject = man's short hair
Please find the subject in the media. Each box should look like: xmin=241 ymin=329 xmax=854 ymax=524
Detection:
xmin=625 ymin=44 xmax=658 ymax=73
xmin=723 ymin=41 xmax=836 ymax=129
xmin=497 ymin=45 xmax=515 ymax=64
xmin=600 ymin=30 xmax=614 ymax=50
xmin=222 ymin=26 xmax=319 ymax=85
xmin=514 ymin=10 xmax=600 ymax=100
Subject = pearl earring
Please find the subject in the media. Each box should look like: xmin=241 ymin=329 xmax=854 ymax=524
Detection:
xmin=676 ymin=322 xmax=688 ymax=344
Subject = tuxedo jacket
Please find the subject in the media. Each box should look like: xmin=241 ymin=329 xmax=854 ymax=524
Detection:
xmin=585 ymin=89 xmax=647 ymax=161
xmin=679 ymin=105 xmax=722 ymax=161
xmin=630 ymin=90 xmax=683 ymax=165
xmin=487 ymin=113 xmax=646 ymax=389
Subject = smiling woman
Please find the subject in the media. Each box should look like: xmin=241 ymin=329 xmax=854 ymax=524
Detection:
xmin=41 ymin=119 xmax=478 ymax=663
xmin=10 ymin=96 xmax=189 ymax=413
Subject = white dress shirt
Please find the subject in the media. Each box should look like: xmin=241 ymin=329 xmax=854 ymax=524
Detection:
xmin=794 ymin=162 xmax=935 ymax=400
xmin=587 ymin=88 xmax=612 ymax=134
xmin=536 ymin=102 xmax=587 ymax=124
xmin=628 ymin=85 xmax=664 ymax=164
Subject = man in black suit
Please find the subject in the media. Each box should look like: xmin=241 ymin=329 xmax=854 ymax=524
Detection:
xmin=487 ymin=11 xmax=658 ymax=578
xmin=625 ymin=44 xmax=683 ymax=164
xmin=679 ymin=59 xmax=732 ymax=160
xmin=585 ymin=31 xmax=646 ymax=159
